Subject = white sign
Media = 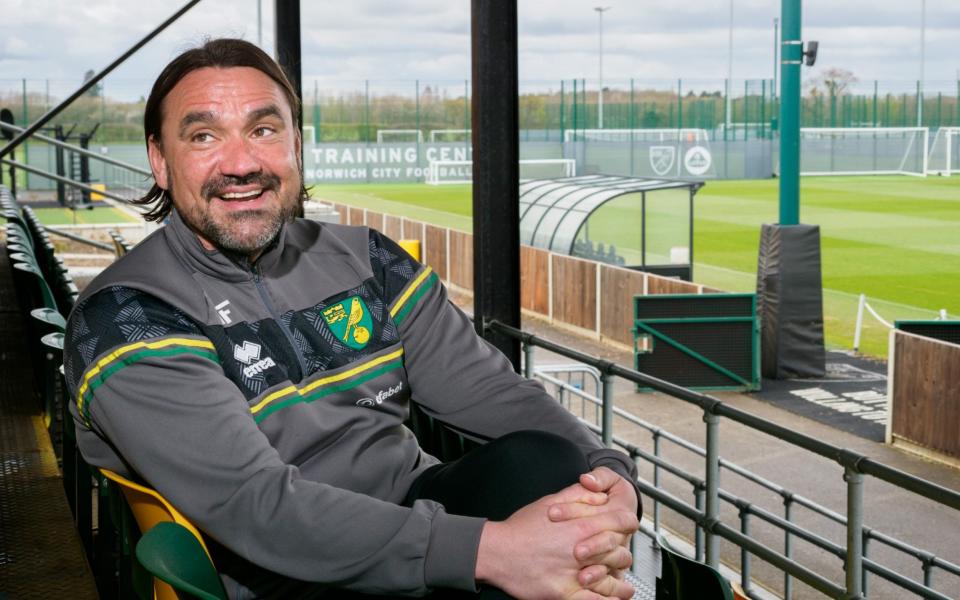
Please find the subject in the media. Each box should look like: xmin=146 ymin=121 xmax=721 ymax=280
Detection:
xmin=683 ymin=145 xmax=712 ymax=176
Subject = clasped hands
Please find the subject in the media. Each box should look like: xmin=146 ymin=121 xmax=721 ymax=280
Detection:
xmin=476 ymin=467 xmax=639 ymax=599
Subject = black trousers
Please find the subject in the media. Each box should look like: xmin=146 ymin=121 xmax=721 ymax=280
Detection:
xmin=338 ymin=429 xmax=592 ymax=599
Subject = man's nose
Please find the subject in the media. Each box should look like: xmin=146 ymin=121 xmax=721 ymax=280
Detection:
xmin=218 ymin=136 xmax=261 ymax=178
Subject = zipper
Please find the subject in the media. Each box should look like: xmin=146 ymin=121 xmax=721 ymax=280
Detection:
xmin=253 ymin=266 xmax=310 ymax=379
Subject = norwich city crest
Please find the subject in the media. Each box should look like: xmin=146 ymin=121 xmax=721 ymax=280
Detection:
xmin=322 ymin=296 xmax=373 ymax=350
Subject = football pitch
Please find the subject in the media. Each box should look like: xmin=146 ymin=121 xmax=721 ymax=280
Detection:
xmin=313 ymin=176 xmax=960 ymax=357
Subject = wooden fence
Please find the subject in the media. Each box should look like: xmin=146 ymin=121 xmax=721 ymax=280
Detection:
xmin=888 ymin=330 xmax=960 ymax=461
xmin=330 ymin=203 xmax=717 ymax=348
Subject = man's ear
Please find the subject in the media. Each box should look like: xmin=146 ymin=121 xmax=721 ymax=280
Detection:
xmin=147 ymin=135 xmax=169 ymax=189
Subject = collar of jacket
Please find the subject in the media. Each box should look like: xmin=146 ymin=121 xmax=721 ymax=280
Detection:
xmin=164 ymin=209 xmax=288 ymax=283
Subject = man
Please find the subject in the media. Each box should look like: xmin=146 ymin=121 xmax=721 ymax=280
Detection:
xmin=64 ymin=38 xmax=641 ymax=599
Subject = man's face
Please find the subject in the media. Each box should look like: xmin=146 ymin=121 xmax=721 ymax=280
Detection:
xmin=148 ymin=66 xmax=302 ymax=258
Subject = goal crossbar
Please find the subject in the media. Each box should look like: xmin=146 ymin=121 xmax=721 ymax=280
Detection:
xmin=376 ymin=129 xmax=424 ymax=144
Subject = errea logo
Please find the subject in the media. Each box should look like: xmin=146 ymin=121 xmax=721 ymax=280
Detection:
xmin=234 ymin=341 xmax=276 ymax=378
xmin=356 ymin=382 xmax=404 ymax=408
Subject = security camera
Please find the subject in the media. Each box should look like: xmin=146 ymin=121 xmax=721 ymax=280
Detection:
xmin=804 ymin=41 xmax=819 ymax=67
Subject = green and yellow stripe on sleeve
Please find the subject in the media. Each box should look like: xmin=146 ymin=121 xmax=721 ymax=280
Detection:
xmin=76 ymin=337 xmax=219 ymax=426
xmin=389 ymin=266 xmax=439 ymax=326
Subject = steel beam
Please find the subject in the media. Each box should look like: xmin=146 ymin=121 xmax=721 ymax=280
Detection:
xmin=274 ymin=0 xmax=303 ymax=128
xmin=471 ymin=0 xmax=521 ymax=371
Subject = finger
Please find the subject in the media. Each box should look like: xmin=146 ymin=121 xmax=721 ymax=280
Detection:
xmin=580 ymin=467 xmax=622 ymax=493
xmin=578 ymin=510 xmax=640 ymax=539
xmin=548 ymin=500 xmax=614 ymax=522
xmin=586 ymin=574 xmax=635 ymax=600
xmin=576 ymin=532 xmax=633 ymax=565
xmin=578 ymin=563 xmax=610 ymax=587
xmin=580 ymin=546 xmax=633 ymax=572
xmin=547 ymin=482 xmax=609 ymax=507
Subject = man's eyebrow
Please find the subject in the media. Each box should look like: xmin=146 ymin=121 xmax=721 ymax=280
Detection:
xmin=178 ymin=111 xmax=216 ymax=138
xmin=248 ymin=104 xmax=285 ymax=124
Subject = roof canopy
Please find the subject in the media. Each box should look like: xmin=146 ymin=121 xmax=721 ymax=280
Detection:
xmin=519 ymin=175 xmax=703 ymax=256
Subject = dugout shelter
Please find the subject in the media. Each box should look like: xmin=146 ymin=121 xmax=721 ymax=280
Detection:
xmin=519 ymin=175 xmax=703 ymax=281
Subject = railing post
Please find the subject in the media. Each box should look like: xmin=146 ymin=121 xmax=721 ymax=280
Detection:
xmin=739 ymin=502 xmax=752 ymax=593
xmin=844 ymin=465 xmax=865 ymax=599
xmin=652 ymin=431 xmax=662 ymax=532
xmin=600 ymin=370 xmax=613 ymax=447
xmin=523 ymin=341 xmax=534 ymax=379
xmin=783 ymin=492 xmax=794 ymax=599
xmin=861 ymin=528 xmax=871 ymax=597
xmin=920 ymin=552 xmax=935 ymax=590
xmin=703 ymin=410 xmax=720 ymax=569
xmin=694 ymin=485 xmax=704 ymax=561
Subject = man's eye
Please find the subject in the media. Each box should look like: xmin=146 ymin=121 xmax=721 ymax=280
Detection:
xmin=192 ymin=132 xmax=213 ymax=143
xmin=253 ymin=126 xmax=276 ymax=137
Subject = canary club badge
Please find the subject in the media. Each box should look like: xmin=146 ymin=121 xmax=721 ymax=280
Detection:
xmin=322 ymin=296 xmax=373 ymax=350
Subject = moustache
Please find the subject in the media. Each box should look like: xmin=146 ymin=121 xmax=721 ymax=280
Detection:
xmin=202 ymin=172 xmax=281 ymax=201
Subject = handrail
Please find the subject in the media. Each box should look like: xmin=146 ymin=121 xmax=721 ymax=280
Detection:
xmin=493 ymin=318 xmax=960 ymax=599
xmin=489 ymin=319 xmax=960 ymax=511
xmin=0 ymin=0 xmax=201 ymax=159
xmin=0 ymin=122 xmax=152 ymax=177
xmin=43 ymin=227 xmax=114 ymax=252
xmin=0 ymin=158 xmax=134 ymax=204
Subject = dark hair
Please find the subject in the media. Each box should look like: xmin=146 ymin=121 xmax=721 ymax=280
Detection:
xmin=134 ymin=38 xmax=308 ymax=222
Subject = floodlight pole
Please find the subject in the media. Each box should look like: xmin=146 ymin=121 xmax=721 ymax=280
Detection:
xmin=595 ymin=7 xmax=611 ymax=129
xmin=918 ymin=0 xmax=926 ymax=126
xmin=726 ymin=0 xmax=734 ymax=131
xmin=779 ymin=0 xmax=801 ymax=225
xmin=773 ymin=17 xmax=779 ymax=101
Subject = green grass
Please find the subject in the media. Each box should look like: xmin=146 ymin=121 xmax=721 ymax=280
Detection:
xmin=32 ymin=206 xmax=139 ymax=225
xmin=314 ymin=177 xmax=960 ymax=357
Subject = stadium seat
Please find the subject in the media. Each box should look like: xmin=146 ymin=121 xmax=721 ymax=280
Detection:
xmin=99 ymin=469 xmax=227 ymax=600
xmin=655 ymin=534 xmax=734 ymax=600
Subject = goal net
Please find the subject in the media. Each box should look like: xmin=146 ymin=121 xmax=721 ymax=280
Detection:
xmin=426 ymin=159 xmax=577 ymax=185
xmin=564 ymin=128 xmax=710 ymax=143
xmin=429 ymin=129 xmax=471 ymax=143
xmin=927 ymin=127 xmax=960 ymax=176
xmin=376 ymin=129 xmax=424 ymax=144
xmin=800 ymin=127 xmax=928 ymax=177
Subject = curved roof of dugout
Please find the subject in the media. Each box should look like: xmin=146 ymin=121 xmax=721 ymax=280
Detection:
xmin=518 ymin=175 xmax=704 ymax=255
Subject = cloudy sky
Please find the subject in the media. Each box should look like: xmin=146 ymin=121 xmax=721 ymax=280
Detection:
xmin=1 ymin=0 xmax=959 ymax=101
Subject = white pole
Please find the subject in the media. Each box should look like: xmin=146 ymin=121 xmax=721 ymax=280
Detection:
xmin=257 ymin=0 xmax=263 ymax=47
xmin=726 ymin=0 xmax=734 ymax=130
xmin=919 ymin=0 xmax=925 ymax=126
xmin=854 ymin=293 xmax=866 ymax=352
xmin=594 ymin=7 xmax=611 ymax=129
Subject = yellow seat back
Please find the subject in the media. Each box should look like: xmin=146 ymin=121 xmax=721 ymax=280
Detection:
xmin=100 ymin=469 xmax=214 ymax=600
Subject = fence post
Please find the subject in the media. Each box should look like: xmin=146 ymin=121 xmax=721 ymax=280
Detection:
xmin=844 ymin=465 xmax=865 ymax=599
xmin=703 ymin=410 xmax=721 ymax=569
xmin=694 ymin=485 xmax=704 ymax=561
xmin=652 ymin=430 xmax=662 ymax=531
xmin=861 ymin=528 xmax=871 ymax=596
xmin=853 ymin=293 xmax=866 ymax=352
xmin=739 ymin=503 xmax=752 ymax=593
xmin=783 ymin=492 xmax=794 ymax=599
xmin=523 ymin=341 xmax=534 ymax=379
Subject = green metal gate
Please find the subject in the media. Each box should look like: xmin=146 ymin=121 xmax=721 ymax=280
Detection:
xmin=634 ymin=293 xmax=760 ymax=391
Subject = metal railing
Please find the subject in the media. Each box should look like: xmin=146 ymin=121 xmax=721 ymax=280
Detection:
xmin=490 ymin=319 xmax=960 ymax=600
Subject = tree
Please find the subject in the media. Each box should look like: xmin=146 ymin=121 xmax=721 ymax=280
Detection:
xmin=82 ymin=69 xmax=102 ymax=98
xmin=807 ymin=67 xmax=857 ymax=98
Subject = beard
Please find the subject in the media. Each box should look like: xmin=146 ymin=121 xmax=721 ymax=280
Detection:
xmin=176 ymin=168 xmax=301 ymax=256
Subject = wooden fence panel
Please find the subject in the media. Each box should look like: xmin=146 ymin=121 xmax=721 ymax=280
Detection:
xmin=349 ymin=207 xmax=365 ymax=227
xmin=891 ymin=332 xmax=960 ymax=459
xmin=551 ymin=255 xmax=596 ymax=331
xmin=402 ymin=219 xmax=425 ymax=245
xmin=648 ymin=275 xmax=700 ymax=295
xmin=424 ymin=224 xmax=448 ymax=281
xmin=600 ymin=265 xmax=647 ymax=346
xmin=520 ymin=246 xmax=549 ymax=314
xmin=448 ymin=230 xmax=474 ymax=290
xmin=383 ymin=215 xmax=402 ymax=240
xmin=366 ymin=211 xmax=385 ymax=233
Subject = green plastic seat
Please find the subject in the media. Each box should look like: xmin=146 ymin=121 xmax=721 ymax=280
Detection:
xmin=656 ymin=534 xmax=734 ymax=600
xmin=136 ymin=522 xmax=227 ymax=600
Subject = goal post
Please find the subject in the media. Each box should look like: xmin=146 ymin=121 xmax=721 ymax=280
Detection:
xmin=426 ymin=159 xmax=576 ymax=185
xmin=429 ymin=129 xmax=472 ymax=143
xmin=799 ymin=127 xmax=929 ymax=177
xmin=927 ymin=127 xmax=960 ymax=176
xmin=376 ymin=129 xmax=424 ymax=144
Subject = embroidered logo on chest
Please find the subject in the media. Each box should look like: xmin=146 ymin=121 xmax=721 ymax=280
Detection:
xmin=322 ymin=296 xmax=373 ymax=350
xmin=234 ymin=340 xmax=276 ymax=378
